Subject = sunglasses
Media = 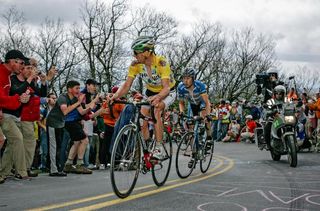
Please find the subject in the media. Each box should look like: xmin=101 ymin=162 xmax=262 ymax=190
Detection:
xmin=133 ymin=50 xmax=144 ymax=56
xmin=14 ymin=59 xmax=25 ymax=65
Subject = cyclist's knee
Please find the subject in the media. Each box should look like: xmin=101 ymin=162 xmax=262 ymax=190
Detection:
xmin=141 ymin=121 xmax=149 ymax=130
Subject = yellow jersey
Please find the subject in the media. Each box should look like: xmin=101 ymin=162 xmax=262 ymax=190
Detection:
xmin=127 ymin=55 xmax=176 ymax=93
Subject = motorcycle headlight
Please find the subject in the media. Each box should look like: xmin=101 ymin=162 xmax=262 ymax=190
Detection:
xmin=284 ymin=116 xmax=296 ymax=124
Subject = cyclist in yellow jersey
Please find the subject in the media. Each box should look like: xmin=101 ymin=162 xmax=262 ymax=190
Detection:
xmin=110 ymin=36 xmax=176 ymax=160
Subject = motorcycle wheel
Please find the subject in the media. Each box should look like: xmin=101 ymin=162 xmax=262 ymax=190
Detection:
xmin=286 ymin=135 xmax=298 ymax=167
xmin=270 ymin=148 xmax=281 ymax=161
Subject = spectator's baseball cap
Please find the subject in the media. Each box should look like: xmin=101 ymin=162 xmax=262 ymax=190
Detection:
xmin=5 ymin=50 xmax=28 ymax=61
xmin=85 ymin=79 xmax=100 ymax=85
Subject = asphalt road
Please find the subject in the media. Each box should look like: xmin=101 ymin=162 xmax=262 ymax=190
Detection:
xmin=1 ymin=142 xmax=320 ymax=211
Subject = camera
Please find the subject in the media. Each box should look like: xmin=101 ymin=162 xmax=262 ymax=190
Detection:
xmin=255 ymin=73 xmax=269 ymax=85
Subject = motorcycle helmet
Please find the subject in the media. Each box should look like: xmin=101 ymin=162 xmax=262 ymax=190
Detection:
xmin=273 ymin=85 xmax=286 ymax=101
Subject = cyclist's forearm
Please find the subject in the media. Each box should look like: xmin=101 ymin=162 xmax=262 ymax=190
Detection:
xmin=114 ymin=78 xmax=133 ymax=99
xmin=114 ymin=86 xmax=129 ymax=99
xmin=179 ymin=101 xmax=185 ymax=113
xmin=157 ymin=79 xmax=170 ymax=99
xmin=157 ymin=86 xmax=170 ymax=99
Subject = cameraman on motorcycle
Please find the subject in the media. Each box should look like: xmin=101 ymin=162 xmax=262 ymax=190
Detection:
xmin=264 ymin=85 xmax=289 ymax=148
xmin=257 ymin=69 xmax=283 ymax=103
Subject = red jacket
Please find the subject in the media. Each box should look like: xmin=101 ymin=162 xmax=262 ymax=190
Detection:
xmin=246 ymin=120 xmax=257 ymax=133
xmin=0 ymin=64 xmax=21 ymax=110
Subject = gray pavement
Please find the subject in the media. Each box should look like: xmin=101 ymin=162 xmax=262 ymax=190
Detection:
xmin=1 ymin=142 xmax=320 ymax=211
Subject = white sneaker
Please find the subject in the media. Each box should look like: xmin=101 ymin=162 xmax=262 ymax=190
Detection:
xmin=151 ymin=146 xmax=164 ymax=160
xmin=99 ymin=164 xmax=105 ymax=170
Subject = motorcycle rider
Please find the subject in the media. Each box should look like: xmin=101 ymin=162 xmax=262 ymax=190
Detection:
xmin=264 ymin=85 xmax=288 ymax=148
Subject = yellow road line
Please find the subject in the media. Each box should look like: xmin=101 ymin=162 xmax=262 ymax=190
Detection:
xmin=71 ymin=156 xmax=234 ymax=211
xmin=27 ymin=155 xmax=230 ymax=211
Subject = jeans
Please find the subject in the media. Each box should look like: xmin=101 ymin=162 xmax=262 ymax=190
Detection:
xmin=84 ymin=136 xmax=92 ymax=166
xmin=216 ymin=120 xmax=229 ymax=141
xmin=39 ymin=127 xmax=48 ymax=169
xmin=211 ymin=120 xmax=218 ymax=140
xmin=59 ymin=128 xmax=70 ymax=171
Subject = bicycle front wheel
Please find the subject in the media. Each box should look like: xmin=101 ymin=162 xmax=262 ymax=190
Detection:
xmin=200 ymin=139 xmax=214 ymax=173
xmin=175 ymin=132 xmax=195 ymax=179
xmin=110 ymin=124 xmax=141 ymax=198
xmin=152 ymin=130 xmax=172 ymax=186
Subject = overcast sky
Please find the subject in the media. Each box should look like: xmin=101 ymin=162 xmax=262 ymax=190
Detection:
xmin=1 ymin=0 xmax=319 ymax=73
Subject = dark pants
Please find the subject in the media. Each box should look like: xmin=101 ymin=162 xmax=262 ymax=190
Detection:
xmin=59 ymin=128 xmax=70 ymax=171
xmin=264 ymin=121 xmax=272 ymax=147
xmin=99 ymin=124 xmax=114 ymax=165
xmin=211 ymin=120 xmax=218 ymax=140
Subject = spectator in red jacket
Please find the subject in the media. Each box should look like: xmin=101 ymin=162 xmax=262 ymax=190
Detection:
xmin=0 ymin=50 xmax=31 ymax=183
xmin=240 ymin=115 xmax=257 ymax=143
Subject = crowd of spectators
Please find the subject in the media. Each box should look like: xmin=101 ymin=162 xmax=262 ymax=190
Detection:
xmin=0 ymin=49 xmax=126 ymax=184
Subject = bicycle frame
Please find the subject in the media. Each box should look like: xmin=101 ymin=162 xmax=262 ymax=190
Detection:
xmin=120 ymin=100 xmax=164 ymax=172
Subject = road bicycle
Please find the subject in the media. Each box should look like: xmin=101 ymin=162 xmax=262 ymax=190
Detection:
xmin=110 ymin=100 xmax=172 ymax=198
xmin=175 ymin=115 xmax=214 ymax=179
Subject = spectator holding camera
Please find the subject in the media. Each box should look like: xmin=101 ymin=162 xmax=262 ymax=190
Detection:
xmin=0 ymin=50 xmax=31 ymax=182
xmin=81 ymin=79 xmax=100 ymax=168
xmin=3 ymin=58 xmax=48 ymax=178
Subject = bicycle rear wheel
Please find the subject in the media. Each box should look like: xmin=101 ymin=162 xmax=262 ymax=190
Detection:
xmin=110 ymin=124 xmax=141 ymax=198
xmin=200 ymin=139 xmax=214 ymax=173
xmin=175 ymin=132 xmax=195 ymax=179
xmin=152 ymin=130 xmax=172 ymax=186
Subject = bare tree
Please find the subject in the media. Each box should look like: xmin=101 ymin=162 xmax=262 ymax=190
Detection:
xmin=130 ymin=6 xmax=177 ymax=42
xmin=32 ymin=18 xmax=82 ymax=94
xmin=73 ymin=0 xmax=130 ymax=91
xmin=214 ymin=28 xmax=276 ymax=102
xmin=0 ymin=6 xmax=31 ymax=56
xmin=165 ymin=22 xmax=220 ymax=80
xmin=283 ymin=66 xmax=320 ymax=96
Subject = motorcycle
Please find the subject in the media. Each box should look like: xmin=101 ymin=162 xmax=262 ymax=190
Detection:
xmin=255 ymin=102 xmax=298 ymax=167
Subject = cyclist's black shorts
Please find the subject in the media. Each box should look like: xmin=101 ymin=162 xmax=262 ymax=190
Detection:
xmin=190 ymin=103 xmax=205 ymax=116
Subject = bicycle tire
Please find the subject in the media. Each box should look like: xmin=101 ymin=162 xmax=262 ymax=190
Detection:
xmin=152 ymin=130 xmax=172 ymax=186
xmin=110 ymin=124 xmax=141 ymax=198
xmin=200 ymin=139 xmax=214 ymax=173
xmin=175 ymin=132 xmax=195 ymax=179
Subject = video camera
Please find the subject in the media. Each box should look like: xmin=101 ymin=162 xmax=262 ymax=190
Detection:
xmin=255 ymin=73 xmax=270 ymax=86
